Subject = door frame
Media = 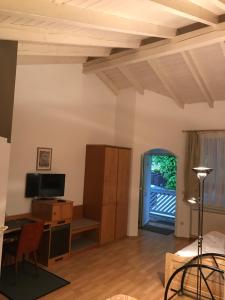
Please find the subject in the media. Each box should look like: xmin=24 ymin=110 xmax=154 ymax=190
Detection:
xmin=138 ymin=148 xmax=177 ymax=228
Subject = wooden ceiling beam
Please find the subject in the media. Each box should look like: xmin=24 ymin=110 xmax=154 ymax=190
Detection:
xmin=181 ymin=51 xmax=214 ymax=107
xmin=219 ymin=40 xmax=225 ymax=56
xmin=83 ymin=23 xmax=225 ymax=73
xmin=0 ymin=24 xmax=140 ymax=48
xmin=96 ymin=72 xmax=120 ymax=96
xmin=17 ymin=55 xmax=86 ymax=65
xmin=213 ymin=0 xmax=225 ymax=10
xmin=18 ymin=42 xmax=111 ymax=57
xmin=0 ymin=0 xmax=176 ymax=38
xmin=150 ymin=0 xmax=218 ymax=26
xmin=118 ymin=66 xmax=144 ymax=95
xmin=147 ymin=60 xmax=184 ymax=108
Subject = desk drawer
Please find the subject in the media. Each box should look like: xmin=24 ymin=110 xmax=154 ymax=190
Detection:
xmin=52 ymin=205 xmax=61 ymax=221
xmin=52 ymin=204 xmax=72 ymax=222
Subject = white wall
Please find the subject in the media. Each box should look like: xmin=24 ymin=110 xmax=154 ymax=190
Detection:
xmin=191 ymin=208 xmax=225 ymax=236
xmin=116 ymin=89 xmax=225 ymax=238
xmin=6 ymin=64 xmax=116 ymax=215
xmin=114 ymin=89 xmax=136 ymax=147
xmin=0 ymin=137 xmax=11 ymax=223
xmin=7 ymin=64 xmax=225 ymax=237
xmin=0 ymin=137 xmax=10 ymax=270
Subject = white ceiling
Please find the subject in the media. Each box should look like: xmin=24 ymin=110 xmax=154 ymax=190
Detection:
xmin=54 ymin=0 xmax=194 ymax=27
xmin=1 ymin=0 xmax=225 ymax=107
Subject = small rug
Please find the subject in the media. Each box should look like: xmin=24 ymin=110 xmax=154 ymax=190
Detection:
xmin=142 ymin=224 xmax=174 ymax=235
xmin=0 ymin=261 xmax=70 ymax=300
xmin=106 ymin=295 xmax=137 ymax=300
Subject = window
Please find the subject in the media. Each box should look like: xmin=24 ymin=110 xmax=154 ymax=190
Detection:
xmin=200 ymin=132 xmax=225 ymax=209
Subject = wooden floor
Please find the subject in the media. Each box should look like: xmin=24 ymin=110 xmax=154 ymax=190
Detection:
xmin=0 ymin=230 xmax=190 ymax=300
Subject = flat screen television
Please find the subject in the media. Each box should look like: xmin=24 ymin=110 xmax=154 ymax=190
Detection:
xmin=25 ymin=173 xmax=65 ymax=198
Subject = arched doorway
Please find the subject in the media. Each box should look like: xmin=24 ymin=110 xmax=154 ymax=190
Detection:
xmin=139 ymin=148 xmax=177 ymax=235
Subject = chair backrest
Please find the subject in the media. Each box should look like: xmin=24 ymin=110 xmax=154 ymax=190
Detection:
xmin=17 ymin=221 xmax=44 ymax=258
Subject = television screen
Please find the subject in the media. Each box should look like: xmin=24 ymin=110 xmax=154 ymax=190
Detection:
xmin=25 ymin=173 xmax=65 ymax=198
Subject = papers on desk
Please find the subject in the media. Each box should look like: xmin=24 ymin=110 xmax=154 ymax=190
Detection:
xmin=0 ymin=226 xmax=8 ymax=233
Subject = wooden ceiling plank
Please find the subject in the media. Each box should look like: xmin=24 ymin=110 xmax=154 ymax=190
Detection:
xmin=0 ymin=0 xmax=176 ymax=38
xmin=118 ymin=66 xmax=144 ymax=95
xmin=83 ymin=23 xmax=225 ymax=73
xmin=219 ymin=40 xmax=225 ymax=56
xmin=147 ymin=59 xmax=184 ymax=108
xmin=0 ymin=24 xmax=140 ymax=48
xmin=17 ymin=55 xmax=86 ymax=65
xmin=181 ymin=51 xmax=214 ymax=107
xmin=96 ymin=71 xmax=119 ymax=96
xmin=150 ymin=0 xmax=218 ymax=26
xmin=18 ymin=42 xmax=111 ymax=57
xmin=213 ymin=0 xmax=225 ymax=10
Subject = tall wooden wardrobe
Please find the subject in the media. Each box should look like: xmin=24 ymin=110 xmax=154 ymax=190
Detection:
xmin=83 ymin=145 xmax=131 ymax=244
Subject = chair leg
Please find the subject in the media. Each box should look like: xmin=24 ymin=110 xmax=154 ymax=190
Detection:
xmin=22 ymin=254 xmax=25 ymax=271
xmin=14 ymin=259 xmax=18 ymax=285
xmin=2 ymin=250 xmax=6 ymax=267
xmin=32 ymin=252 xmax=39 ymax=276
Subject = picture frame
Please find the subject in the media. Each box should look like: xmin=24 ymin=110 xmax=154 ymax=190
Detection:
xmin=36 ymin=147 xmax=52 ymax=171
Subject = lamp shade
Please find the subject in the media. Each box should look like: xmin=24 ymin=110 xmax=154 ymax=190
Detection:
xmin=192 ymin=166 xmax=213 ymax=179
xmin=187 ymin=197 xmax=198 ymax=204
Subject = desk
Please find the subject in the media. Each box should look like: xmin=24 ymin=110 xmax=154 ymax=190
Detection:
xmin=5 ymin=218 xmax=35 ymax=232
xmin=2 ymin=218 xmax=43 ymax=267
xmin=3 ymin=218 xmax=37 ymax=245
xmin=4 ymin=213 xmax=71 ymax=267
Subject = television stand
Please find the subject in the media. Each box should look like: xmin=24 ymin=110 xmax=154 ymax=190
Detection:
xmin=34 ymin=197 xmax=66 ymax=202
xmin=32 ymin=199 xmax=73 ymax=225
xmin=34 ymin=197 xmax=55 ymax=200
xmin=32 ymin=199 xmax=73 ymax=266
xmin=57 ymin=199 xmax=66 ymax=203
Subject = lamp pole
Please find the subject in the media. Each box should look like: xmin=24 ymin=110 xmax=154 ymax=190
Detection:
xmin=192 ymin=167 xmax=213 ymax=299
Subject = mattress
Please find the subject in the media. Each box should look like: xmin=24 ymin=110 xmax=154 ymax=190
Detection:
xmin=176 ymin=231 xmax=225 ymax=258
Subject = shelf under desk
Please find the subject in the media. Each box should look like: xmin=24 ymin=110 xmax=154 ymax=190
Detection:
xmin=71 ymin=218 xmax=99 ymax=234
xmin=70 ymin=218 xmax=100 ymax=253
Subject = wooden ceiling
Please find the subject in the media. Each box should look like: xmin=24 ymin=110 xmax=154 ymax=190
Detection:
xmin=2 ymin=0 xmax=225 ymax=107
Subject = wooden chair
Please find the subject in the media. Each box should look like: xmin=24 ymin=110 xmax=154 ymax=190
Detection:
xmin=4 ymin=221 xmax=44 ymax=279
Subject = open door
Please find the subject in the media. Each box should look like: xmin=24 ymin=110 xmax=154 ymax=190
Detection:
xmin=139 ymin=149 xmax=177 ymax=233
xmin=0 ymin=137 xmax=10 ymax=272
xmin=139 ymin=154 xmax=152 ymax=227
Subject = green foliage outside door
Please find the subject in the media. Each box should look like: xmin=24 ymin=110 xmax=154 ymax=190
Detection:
xmin=151 ymin=155 xmax=177 ymax=190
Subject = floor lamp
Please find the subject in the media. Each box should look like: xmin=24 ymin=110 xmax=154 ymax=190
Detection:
xmin=188 ymin=166 xmax=213 ymax=299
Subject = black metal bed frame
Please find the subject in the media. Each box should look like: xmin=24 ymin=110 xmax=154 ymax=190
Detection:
xmin=164 ymin=253 xmax=225 ymax=300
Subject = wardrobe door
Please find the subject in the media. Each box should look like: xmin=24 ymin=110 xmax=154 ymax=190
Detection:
xmin=100 ymin=147 xmax=118 ymax=244
xmin=83 ymin=146 xmax=105 ymax=221
xmin=115 ymin=148 xmax=131 ymax=240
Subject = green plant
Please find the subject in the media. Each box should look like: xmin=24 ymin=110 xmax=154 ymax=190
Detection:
xmin=151 ymin=155 xmax=177 ymax=190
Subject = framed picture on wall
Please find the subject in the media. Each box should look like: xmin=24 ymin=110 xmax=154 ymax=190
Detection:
xmin=36 ymin=147 xmax=52 ymax=171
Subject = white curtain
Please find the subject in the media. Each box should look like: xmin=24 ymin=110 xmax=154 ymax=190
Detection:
xmin=200 ymin=132 xmax=225 ymax=209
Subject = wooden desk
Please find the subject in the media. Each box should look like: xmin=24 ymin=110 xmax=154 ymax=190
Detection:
xmin=5 ymin=203 xmax=73 ymax=267
xmin=5 ymin=218 xmax=35 ymax=232
xmin=5 ymin=214 xmax=47 ymax=230
xmin=4 ymin=206 xmax=101 ymax=264
xmin=4 ymin=217 xmax=71 ymax=267
xmin=4 ymin=216 xmax=44 ymax=244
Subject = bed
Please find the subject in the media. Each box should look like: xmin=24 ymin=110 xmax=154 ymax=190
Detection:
xmin=165 ymin=231 xmax=225 ymax=299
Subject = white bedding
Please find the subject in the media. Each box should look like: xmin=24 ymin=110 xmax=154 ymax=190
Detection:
xmin=176 ymin=231 xmax=225 ymax=258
